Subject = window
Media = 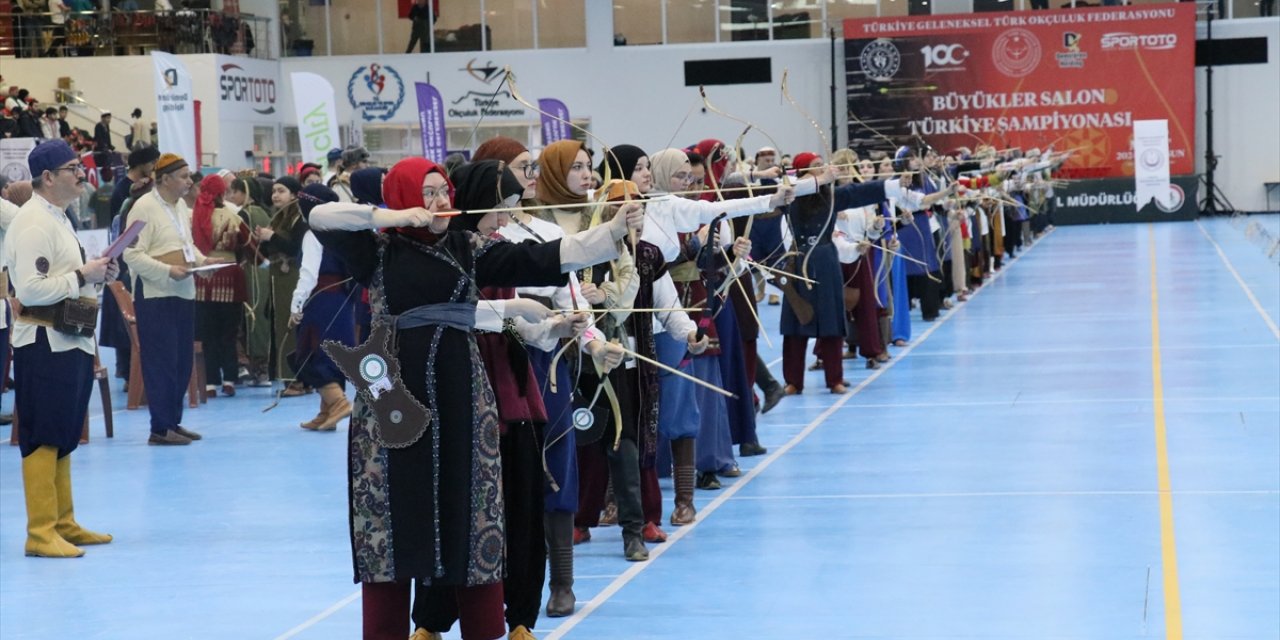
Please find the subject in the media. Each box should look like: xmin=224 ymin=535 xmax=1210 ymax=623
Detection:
xmin=613 ymin=0 xmax=663 ymax=45
xmin=721 ymin=0 xmax=771 ymax=42
xmin=771 ymin=0 xmax=823 ymax=39
xmin=538 ymin=0 xmax=587 ymax=48
xmin=486 ymin=0 xmax=535 ymax=50
xmin=435 ymin=0 xmax=485 ymax=51
xmin=668 ymin=0 xmax=717 ymax=43
xmin=826 ymin=0 xmax=877 ymax=25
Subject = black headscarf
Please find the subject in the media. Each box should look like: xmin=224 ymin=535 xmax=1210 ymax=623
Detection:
xmin=298 ymin=183 xmax=339 ymax=220
xmin=274 ymin=175 xmax=302 ymax=196
xmin=350 ymin=167 xmax=387 ymax=206
xmin=448 ymin=160 xmax=524 ymax=234
xmin=597 ymin=144 xmax=646 ymax=182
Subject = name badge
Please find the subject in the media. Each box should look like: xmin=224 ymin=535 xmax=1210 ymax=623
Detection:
xmin=182 ymin=244 xmax=196 ymax=263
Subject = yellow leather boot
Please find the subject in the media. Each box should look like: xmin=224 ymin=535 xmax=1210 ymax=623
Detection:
xmin=55 ymin=454 xmax=112 ymax=545
xmin=22 ymin=446 xmax=84 ymax=558
xmin=300 ymin=391 xmax=333 ymax=430
xmin=314 ymin=383 xmax=352 ymax=431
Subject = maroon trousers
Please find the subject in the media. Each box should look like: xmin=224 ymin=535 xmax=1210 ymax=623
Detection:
xmin=363 ymin=581 xmax=504 ymax=640
xmin=576 ymin=444 xmax=663 ymax=527
xmin=782 ymin=335 xmax=844 ymax=390
xmin=845 ymin=256 xmax=884 ymax=359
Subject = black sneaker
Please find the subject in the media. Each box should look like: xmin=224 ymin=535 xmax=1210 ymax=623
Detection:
xmin=696 ymin=472 xmax=721 ymax=490
xmin=148 ymin=430 xmax=192 ymax=446
xmin=173 ymin=426 xmax=203 ymax=441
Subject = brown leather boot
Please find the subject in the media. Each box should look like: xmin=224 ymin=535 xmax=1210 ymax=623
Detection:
xmin=669 ymin=438 xmax=696 ymax=526
xmin=544 ymin=511 xmax=576 ymax=617
xmin=300 ymin=390 xmax=333 ymax=430
xmin=314 ymin=383 xmax=352 ymax=431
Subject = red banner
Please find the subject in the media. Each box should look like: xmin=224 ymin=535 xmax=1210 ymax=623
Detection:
xmin=844 ymin=4 xmax=1195 ymax=178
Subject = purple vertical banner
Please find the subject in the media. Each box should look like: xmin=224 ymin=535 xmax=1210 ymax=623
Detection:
xmin=538 ymin=98 xmax=571 ymax=147
xmin=415 ymin=82 xmax=447 ymax=163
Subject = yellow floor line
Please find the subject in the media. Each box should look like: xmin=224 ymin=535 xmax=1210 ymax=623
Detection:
xmin=1149 ymin=224 xmax=1183 ymax=639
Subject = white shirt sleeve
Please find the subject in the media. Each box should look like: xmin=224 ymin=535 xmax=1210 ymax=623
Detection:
xmin=290 ymin=232 xmax=324 ymax=314
xmin=473 ymin=300 xmax=507 ymax=333
xmin=653 ymin=273 xmax=696 ymax=338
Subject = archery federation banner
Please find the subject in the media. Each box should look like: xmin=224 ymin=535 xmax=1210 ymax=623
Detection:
xmin=415 ymin=83 xmax=447 ymax=164
xmin=1133 ymin=119 xmax=1172 ymax=211
xmin=538 ymin=98 xmax=572 ymax=147
xmin=291 ymin=72 xmax=341 ymax=167
xmin=844 ymin=4 xmax=1195 ymax=179
xmin=151 ymin=51 xmax=198 ymax=169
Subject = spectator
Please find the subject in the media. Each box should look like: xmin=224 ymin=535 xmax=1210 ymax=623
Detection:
xmin=46 ymin=0 xmax=71 ymax=57
xmin=93 ymin=112 xmax=114 ymax=169
xmin=404 ymin=0 xmax=438 ymax=54
xmin=129 ymin=108 xmax=147 ymax=150
xmin=57 ymin=105 xmax=72 ymax=138
xmin=40 ymin=107 xmax=60 ymax=139
xmin=5 ymin=88 xmax=24 ymax=112
xmin=17 ymin=102 xmax=43 ymax=138
xmin=92 ymin=166 xmax=115 ymax=228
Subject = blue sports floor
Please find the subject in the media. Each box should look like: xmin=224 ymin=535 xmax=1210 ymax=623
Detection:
xmin=1 ymin=218 xmax=1277 ymax=639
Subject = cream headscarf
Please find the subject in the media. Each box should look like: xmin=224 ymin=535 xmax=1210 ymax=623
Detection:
xmin=649 ymin=148 xmax=692 ymax=194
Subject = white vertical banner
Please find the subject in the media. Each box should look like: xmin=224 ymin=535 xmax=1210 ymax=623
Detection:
xmin=349 ymin=107 xmax=365 ymax=148
xmin=151 ymin=51 xmax=198 ymax=166
xmin=290 ymin=72 xmax=341 ymax=167
xmin=1133 ymin=119 xmax=1172 ymax=211
xmin=0 ymin=138 xmax=39 ymax=181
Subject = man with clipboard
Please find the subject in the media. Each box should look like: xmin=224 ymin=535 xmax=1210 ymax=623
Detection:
xmin=123 ymin=153 xmax=219 ymax=446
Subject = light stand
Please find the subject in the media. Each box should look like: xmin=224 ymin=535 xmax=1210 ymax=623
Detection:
xmin=1199 ymin=0 xmax=1236 ymax=215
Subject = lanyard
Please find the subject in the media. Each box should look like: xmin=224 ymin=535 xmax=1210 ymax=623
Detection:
xmin=157 ymin=197 xmax=190 ymax=244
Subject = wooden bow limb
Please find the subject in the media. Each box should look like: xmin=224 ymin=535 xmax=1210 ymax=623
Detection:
xmin=553 ymin=307 xmax=703 ymax=315
xmin=619 ymin=342 xmax=737 ymax=399
xmin=782 ymin=69 xmax=836 ymax=285
xmin=716 ymin=247 xmax=773 ymax=350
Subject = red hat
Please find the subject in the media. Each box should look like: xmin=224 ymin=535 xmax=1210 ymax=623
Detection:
xmin=792 ymin=152 xmax=821 ymax=172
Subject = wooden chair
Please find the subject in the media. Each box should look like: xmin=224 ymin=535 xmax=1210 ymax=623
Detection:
xmin=108 ymin=282 xmax=205 ymax=411
xmin=108 ymin=282 xmax=146 ymax=410
xmin=188 ymin=341 xmax=207 ymax=408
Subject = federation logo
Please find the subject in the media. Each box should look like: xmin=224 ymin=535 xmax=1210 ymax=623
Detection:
xmin=461 ymin=59 xmax=502 ymax=84
xmin=1056 ymin=32 xmax=1087 ymax=69
xmin=347 ymin=63 xmax=405 ymax=122
xmin=992 ymin=28 xmax=1042 ymax=78
xmin=1140 ymin=148 xmax=1165 ymax=170
xmin=1155 ymin=184 xmax=1185 ymax=213
xmin=859 ymin=39 xmax=901 ymax=82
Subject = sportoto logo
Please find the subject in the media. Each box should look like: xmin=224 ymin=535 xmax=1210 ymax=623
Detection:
xmin=348 ymin=63 xmax=405 ymax=122
xmin=1155 ymin=183 xmax=1185 ymax=213
xmin=219 ymin=63 xmax=276 ymax=115
xmin=991 ymin=28 xmax=1041 ymax=78
xmin=859 ymin=39 xmax=901 ymax=82
xmin=921 ymin=43 xmax=969 ymax=69
xmin=1101 ymin=32 xmax=1178 ymax=51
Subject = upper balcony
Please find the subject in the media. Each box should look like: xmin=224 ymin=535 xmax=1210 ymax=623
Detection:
xmin=1 ymin=7 xmax=272 ymax=60
xmin=1 ymin=0 xmax=1265 ymax=63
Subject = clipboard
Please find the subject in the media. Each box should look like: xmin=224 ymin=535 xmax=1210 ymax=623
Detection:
xmin=188 ymin=263 xmax=235 ymax=273
xmin=102 ymin=221 xmax=146 ymax=260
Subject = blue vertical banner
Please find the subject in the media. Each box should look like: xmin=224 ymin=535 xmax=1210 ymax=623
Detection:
xmin=415 ymin=82 xmax=447 ymax=163
xmin=538 ymin=98 xmax=571 ymax=147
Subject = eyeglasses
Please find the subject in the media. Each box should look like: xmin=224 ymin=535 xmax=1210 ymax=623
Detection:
xmin=51 ymin=164 xmax=86 ymax=175
xmin=513 ymin=162 xmax=539 ymax=179
xmin=421 ymin=187 xmax=448 ymax=202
